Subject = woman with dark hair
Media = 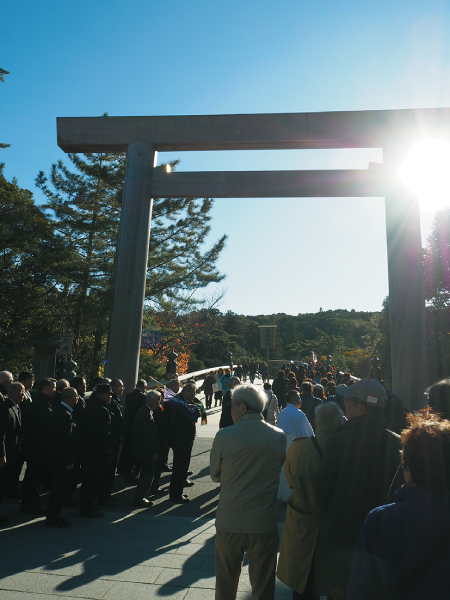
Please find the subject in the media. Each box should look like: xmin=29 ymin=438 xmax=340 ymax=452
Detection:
xmin=201 ymin=371 xmax=215 ymax=409
xmin=313 ymin=384 xmax=326 ymax=401
xmin=347 ymin=409 xmax=450 ymax=599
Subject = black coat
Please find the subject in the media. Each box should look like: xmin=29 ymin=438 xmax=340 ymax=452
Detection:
xmin=123 ymin=388 xmax=146 ymax=443
xmin=300 ymin=393 xmax=323 ymax=430
xmin=0 ymin=397 xmax=22 ymax=462
xmin=50 ymin=402 xmax=78 ymax=467
xmin=272 ymin=375 xmax=288 ymax=399
xmin=314 ymin=414 xmax=402 ymax=549
xmin=165 ymin=395 xmax=197 ymax=448
xmin=25 ymin=392 xmax=53 ymax=458
xmin=109 ymin=394 xmax=124 ymax=452
xmin=131 ymin=404 xmax=161 ymax=460
xmin=219 ymin=390 xmax=234 ymax=429
xmin=80 ymin=396 xmax=115 ymax=473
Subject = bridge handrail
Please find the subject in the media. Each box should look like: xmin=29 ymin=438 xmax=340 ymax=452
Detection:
xmin=178 ymin=365 xmax=236 ymax=383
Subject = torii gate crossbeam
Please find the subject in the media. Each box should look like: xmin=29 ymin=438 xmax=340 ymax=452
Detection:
xmin=57 ymin=108 xmax=445 ymax=408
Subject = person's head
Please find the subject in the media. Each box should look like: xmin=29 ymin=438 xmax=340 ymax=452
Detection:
xmin=169 ymin=379 xmax=180 ymax=394
xmin=264 ymin=382 xmax=272 ymax=390
xmin=218 ymin=368 xmax=224 ymax=375
xmin=426 ymin=379 xmax=450 ymax=420
xmin=70 ymin=376 xmax=86 ymax=396
xmin=277 ymin=370 xmax=285 ymax=379
xmin=336 ymin=378 xmax=386 ymax=419
xmin=327 ymin=385 xmax=336 ymax=397
xmin=96 ymin=383 xmax=114 ymax=404
xmin=401 ymin=409 xmax=450 ymax=494
xmin=286 ymin=390 xmax=302 ymax=408
xmin=56 ymin=379 xmax=69 ymax=392
xmin=288 ymin=376 xmax=297 ymax=386
xmin=111 ymin=379 xmax=125 ymax=397
xmin=0 ymin=371 xmax=13 ymax=389
xmin=315 ymin=401 xmax=343 ymax=432
xmin=136 ymin=379 xmax=147 ymax=392
xmin=231 ymin=384 xmax=266 ymax=423
xmin=61 ymin=386 xmax=78 ymax=408
xmin=313 ymin=384 xmax=326 ymax=400
xmin=181 ymin=382 xmax=196 ymax=402
xmin=18 ymin=371 xmax=35 ymax=390
xmin=301 ymin=381 xmax=313 ymax=395
xmin=228 ymin=376 xmax=240 ymax=389
xmin=146 ymin=390 xmax=161 ymax=410
xmin=7 ymin=382 xmax=25 ymax=404
xmin=38 ymin=378 xmax=56 ymax=397
xmin=225 ymin=368 xmax=231 ymax=376
xmin=320 ymin=377 xmax=329 ymax=388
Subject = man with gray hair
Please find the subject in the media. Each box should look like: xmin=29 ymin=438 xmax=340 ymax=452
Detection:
xmin=0 ymin=372 xmax=14 ymax=403
xmin=211 ymin=384 xmax=286 ymax=599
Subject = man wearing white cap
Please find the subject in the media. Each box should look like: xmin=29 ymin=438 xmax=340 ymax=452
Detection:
xmin=314 ymin=379 xmax=402 ymax=600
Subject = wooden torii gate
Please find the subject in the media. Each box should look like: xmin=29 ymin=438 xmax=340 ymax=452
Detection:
xmin=57 ymin=108 xmax=450 ymax=408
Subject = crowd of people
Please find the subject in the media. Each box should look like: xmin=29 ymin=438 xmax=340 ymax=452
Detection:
xmin=211 ymin=363 xmax=450 ymax=600
xmin=2 ymin=362 xmax=450 ymax=599
xmin=0 ymin=371 xmax=203 ymax=528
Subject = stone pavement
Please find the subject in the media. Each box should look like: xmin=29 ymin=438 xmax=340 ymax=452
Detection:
xmin=0 ymin=380 xmax=296 ymax=599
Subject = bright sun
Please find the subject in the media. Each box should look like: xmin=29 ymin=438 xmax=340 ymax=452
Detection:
xmin=398 ymin=139 xmax=450 ymax=213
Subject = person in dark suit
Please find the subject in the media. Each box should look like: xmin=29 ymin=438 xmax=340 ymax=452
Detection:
xmin=219 ymin=377 xmax=240 ymax=429
xmin=0 ymin=382 xmax=24 ymax=526
xmin=166 ymin=383 xmax=200 ymax=503
xmin=20 ymin=378 xmax=56 ymax=514
xmin=119 ymin=379 xmax=147 ymax=480
xmin=46 ymin=387 xmax=78 ymax=528
xmin=131 ymin=390 xmax=162 ymax=507
xmin=79 ymin=383 xmax=116 ymax=517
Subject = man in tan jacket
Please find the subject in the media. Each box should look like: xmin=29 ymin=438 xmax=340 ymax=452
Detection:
xmin=210 ymin=384 xmax=286 ymax=600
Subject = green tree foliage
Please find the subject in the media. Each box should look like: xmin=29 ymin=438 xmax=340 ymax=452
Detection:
xmin=35 ymin=149 xmax=227 ymax=381
xmin=0 ymin=165 xmax=65 ymax=372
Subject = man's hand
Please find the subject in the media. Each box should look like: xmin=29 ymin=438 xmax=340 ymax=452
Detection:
xmin=0 ymin=456 xmax=6 ymax=468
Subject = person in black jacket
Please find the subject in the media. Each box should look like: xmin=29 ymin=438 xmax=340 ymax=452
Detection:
xmin=272 ymin=370 xmax=288 ymax=409
xmin=20 ymin=378 xmax=56 ymax=514
xmin=314 ymin=379 xmax=402 ymax=600
xmin=46 ymin=387 xmax=78 ymax=528
xmin=118 ymin=379 xmax=147 ymax=480
xmin=219 ymin=377 xmax=240 ymax=429
xmin=79 ymin=384 xmax=116 ymax=517
xmin=166 ymin=383 xmax=200 ymax=503
xmin=0 ymin=382 xmax=24 ymax=526
xmin=131 ymin=390 xmax=162 ymax=507
xmin=300 ymin=380 xmax=323 ymax=431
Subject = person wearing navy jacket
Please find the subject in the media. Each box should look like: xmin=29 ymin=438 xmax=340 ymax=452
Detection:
xmin=46 ymin=387 xmax=78 ymax=528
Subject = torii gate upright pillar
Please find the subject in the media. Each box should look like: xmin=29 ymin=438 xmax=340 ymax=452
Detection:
xmin=104 ymin=142 xmax=156 ymax=395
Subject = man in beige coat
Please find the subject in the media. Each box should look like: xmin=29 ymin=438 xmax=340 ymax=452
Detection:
xmin=210 ymin=384 xmax=286 ymax=600
xmin=277 ymin=401 xmax=343 ymax=599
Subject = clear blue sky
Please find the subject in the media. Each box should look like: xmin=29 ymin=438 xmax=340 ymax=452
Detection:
xmin=3 ymin=0 xmax=450 ymax=315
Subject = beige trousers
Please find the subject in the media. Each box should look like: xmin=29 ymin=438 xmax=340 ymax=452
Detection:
xmin=215 ymin=528 xmax=279 ymax=600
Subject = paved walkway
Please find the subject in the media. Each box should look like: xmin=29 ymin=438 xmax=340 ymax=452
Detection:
xmin=0 ymin=380 xmax=296 ymax=599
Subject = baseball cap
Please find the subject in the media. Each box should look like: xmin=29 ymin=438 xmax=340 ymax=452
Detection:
xmin=336 ymin=379 xmax=386 ymax=407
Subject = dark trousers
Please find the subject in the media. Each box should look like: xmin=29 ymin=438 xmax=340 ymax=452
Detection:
xmin=47 ymin=466 xmax=72 ymax=523
xmin=169 ymin=440 xmax=193 ymax=499
xmin=133 ymin=458 xmax=157 ymax=502
xmin=292 ymin=561 xmax=320 ymax=600
xmin=98 ymin=469 xmax=115 ymax=501
xmin=205 ymin=394 xmax=213 ymax=409
xmin=21 ymin=454 xmax=54 ymax=509
xmin=79 ymin=470 xmax=109 ymax=514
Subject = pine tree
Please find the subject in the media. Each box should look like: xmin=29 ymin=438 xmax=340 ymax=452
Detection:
xmin=36 ymin=150 xmax=227 ymax=379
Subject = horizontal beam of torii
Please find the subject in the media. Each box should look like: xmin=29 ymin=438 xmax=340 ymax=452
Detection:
xmin=56 ymin=109 xmax=442 ymax=408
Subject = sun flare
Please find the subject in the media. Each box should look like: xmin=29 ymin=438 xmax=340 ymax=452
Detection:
xmin=399 ymin=139 xmax=450 ymax=213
